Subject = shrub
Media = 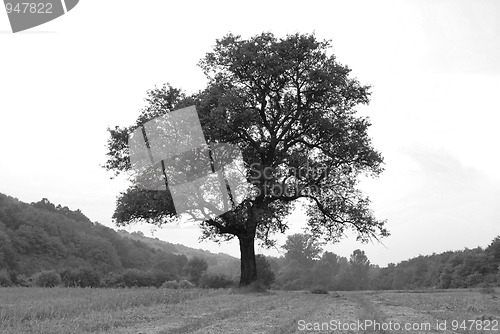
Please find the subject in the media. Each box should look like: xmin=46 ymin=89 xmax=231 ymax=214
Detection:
xmin=161 ymin=279 xmax=195 ymax=289
xmin=151 ymin=271 xmax=177 ymax=287
xmin=186 ymin=257 xmax=208 ymax=286
xmin=0 ymin=270 xmax=12 ymax=287
xmin=256 ymin=255 xmax=276 ymax=288
xmin=33 ymin=270 xmax=62 ymax=287
xmin=281 ymin=279 xmax=303 ymax=291
xmin=13 ymin=274 xmax=31 ymax=287
xmin=161 ymin=280 xmax=180 ymax=289
xmin=311 ymin=286 xmax=329 ymax=294
xmin=60 ymin=268 xmax=78 ymax=287
xmin=480 ymin=282 xmax=495 ymax=295
xmin=199 ymin=273 xmax=234 ymax=289
xmin=101 ymin=272 xmax=124 ymax=288
xmin=178 ymin=279 xmax=195 ymax=289
xmin=60 ymin=267 xmax=101 ymax=287
xmin=77 ymin=267 xmax=101 ymax=287
xmin=247 ymin=280 xmax=267 ymax=292
xmin=122 ymin=269 xmax=155 ymax=287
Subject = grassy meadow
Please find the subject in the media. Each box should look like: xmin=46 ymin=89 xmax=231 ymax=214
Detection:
xmin=1 ymin=287 xmax=499 ymax=333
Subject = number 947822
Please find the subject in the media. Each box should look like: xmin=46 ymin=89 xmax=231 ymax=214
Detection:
xmin=5 ymin=2 xmax=53 ymax=14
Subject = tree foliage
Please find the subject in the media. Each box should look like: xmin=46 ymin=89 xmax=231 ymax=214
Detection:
xmin=186 ymin=256 xmax=209 ymax=286
xmin=0 ymin=270 xmax=12 ymax=287
xmin=255 ymin=254 xmax=275 ymax=287
xmin=199 ymin=273 xmax=234 ymax=289
xmin=349 ymin=249 xmax=370 ymax=290
xmin=282 ymin=233 xmax=322 ymax=267
xmin=104 ymin=32 xmax=389 ymax=285
xmin=33 ymin=270 xmax=62 ymax=288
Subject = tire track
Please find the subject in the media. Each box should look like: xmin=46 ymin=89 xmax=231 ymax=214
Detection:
xmin=286 ymin=293 xmax=361 ymax=334
xmin=178 ymin=292 xmax=330 ymax=334
xmin=366 ymin=294 xmax=458 ymax=334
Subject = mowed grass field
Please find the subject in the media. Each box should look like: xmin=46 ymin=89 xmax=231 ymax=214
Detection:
xmin=1 ymin=287 xmax=499 ymax=334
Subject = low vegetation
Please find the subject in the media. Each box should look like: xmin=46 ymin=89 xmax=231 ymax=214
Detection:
xmin=1 ymin=287 xmax=499 ymax=334
xmin=310 ymin=286 xmax=329 ymax=294
xmin=0 ymin=287 xmax=227 ymax=334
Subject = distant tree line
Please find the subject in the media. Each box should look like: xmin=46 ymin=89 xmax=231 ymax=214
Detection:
xmin=1 ymin=193 xmax=498 ymax=291
xmin=268 ymin=233 xmax=500 ymax=291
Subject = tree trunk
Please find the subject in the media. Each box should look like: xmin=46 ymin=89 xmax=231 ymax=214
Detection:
xmin=238 ymin=233 xmax=257 ymax=286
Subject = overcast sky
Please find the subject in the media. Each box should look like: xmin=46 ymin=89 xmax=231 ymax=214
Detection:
xmin=1 ymin=0 xmax=499 ymax=266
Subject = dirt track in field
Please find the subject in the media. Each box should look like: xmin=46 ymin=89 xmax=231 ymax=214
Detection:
xmin=99 ymin=290 xmax=500 ymax=334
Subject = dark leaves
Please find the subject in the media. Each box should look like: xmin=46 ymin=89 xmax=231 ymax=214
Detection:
xmin=103 ymin=32 xmax=388 ymax=247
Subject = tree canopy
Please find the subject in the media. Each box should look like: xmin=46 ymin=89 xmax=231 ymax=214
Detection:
xmin=104 ymin=32 xmax=389 ymax=285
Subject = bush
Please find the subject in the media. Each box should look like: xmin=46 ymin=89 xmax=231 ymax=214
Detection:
xmin=60 ymin=267 xmax=101 ymax=288
xmin=480 ymin=282 xmax=495 ymax=295
xmin=281 ymin=279 xmax=303 ymax=291
xmin=33 ymin=270 xmax=62 ymax=287
xmin=199 ymin=273 xmax=234 ymax=289
xmin=256 ymin=255 xmax=276 ymax=288
xmin=101 ymin=270 xmax=167 ymax=288
xmin=101 ymin=272 xmax=124 ymax=288
xmin=122 ymin=269 xmax=156 ymax=287
xmin=247 ymin=280 xmax=267 ymax=292
xmin=186 ymin=257 xmax=208 ymax=286
xmin=178 ymin=279 xmax=195 ymax=289
xmin=0 ymin=270 xmax=12 ymax=287
xmin=311 ymin=286 xmax=329 ymax=294
xmin=161 ymin=279 xmax=195 ymax=289
xmin=60 ymin=268 xmax=78 ymax=287
xmin=77 ymin=267 xmax=101 ymax=287
xmin=62 ymin=267 xmax=101 ymax=288
xmin=151 ymin=270 xmax=176 ymax=287
xmin=13 ymin=274 xmax=31 ymax=287
xmin=161 ymin=280 xmax=180 ymax=289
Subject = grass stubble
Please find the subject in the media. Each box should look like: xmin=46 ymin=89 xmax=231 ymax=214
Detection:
xmin=1 ymin=287 xmax=499 ymax=334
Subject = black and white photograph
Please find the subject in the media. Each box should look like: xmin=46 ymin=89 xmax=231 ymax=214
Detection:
xmin=1 ymin=0 xmax=499 ymax=333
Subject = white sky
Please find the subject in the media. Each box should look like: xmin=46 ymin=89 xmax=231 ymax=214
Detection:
xmin=1 ymin=0 xmax=499 ymax=266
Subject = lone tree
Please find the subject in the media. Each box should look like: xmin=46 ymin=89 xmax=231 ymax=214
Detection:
xmin=104 ymin=32 xmax=389 ymax=286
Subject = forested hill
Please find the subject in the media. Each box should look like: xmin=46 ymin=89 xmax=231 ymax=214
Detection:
xmin=0 ymin=193 xmax=238 ymax=285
